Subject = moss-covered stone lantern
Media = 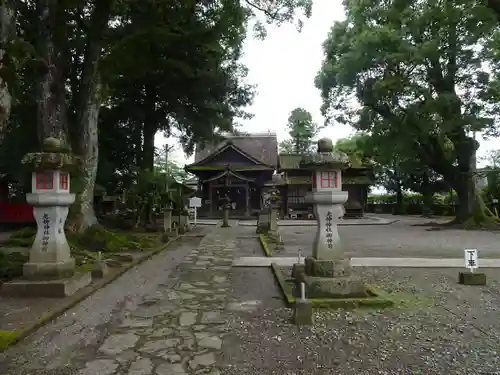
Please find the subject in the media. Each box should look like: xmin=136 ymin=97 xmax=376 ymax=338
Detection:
xmin=2 ymin=138 xmax=91 ymax=298
xmin=295 ymin=138 xmax=367 ymax=298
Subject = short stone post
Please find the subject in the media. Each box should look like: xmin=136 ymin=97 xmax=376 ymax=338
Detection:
xmin=298 ymin=138 xmax=367 ymax=298
xmin=91 ymin=251 xmax=107 ymax=279
xmin=293 ymin=282 xmax=314 ymax=325
xmin=1 ymin=138 xmax=91 ymax=297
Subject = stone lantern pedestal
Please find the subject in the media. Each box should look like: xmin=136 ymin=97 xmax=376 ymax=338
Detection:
xmin=294 ymin=138 xmax=367 ymax=298
xmin=1 ymin=138 xmax=91 ymax=298
xmin=256 ymin=208 xmax=270 ymax=234
xmin=163 ymin=206 xmax=178 ymax=238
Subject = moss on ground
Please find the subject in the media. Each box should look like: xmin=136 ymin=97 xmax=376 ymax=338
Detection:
xmin=271 ymin=263 xmax=395 ymax=309
xmin=259 ymin=234 xmax=273 ymax=257
xmin=0 ymin=224 xmax=162 ymax=281
xmin=0 ymin=250 xmax=27 ymax=281
xmin=0 ymin=330 xmax=20 ymax=349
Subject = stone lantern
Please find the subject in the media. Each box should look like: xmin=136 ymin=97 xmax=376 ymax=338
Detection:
xmin=295 ymin=138 xmax=367 ymax=298
xmin=220 ymin=194 xmax=231 ymax=228
xmin=2 ymin=138 xmax=91 ymax=297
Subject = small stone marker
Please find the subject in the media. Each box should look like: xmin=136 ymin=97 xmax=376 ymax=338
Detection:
xmin=292 ymin=282 xmax=314 ymax=326
xmin=92 ymin=251 xmax=108 ymax=279
xmin=458 ymin=249 xmax=486 ymax=285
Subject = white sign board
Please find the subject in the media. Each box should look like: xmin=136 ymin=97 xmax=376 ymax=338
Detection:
xmin=189 ymin=197 xmax=202 ymax=208
xmin=464 ymin=249 xmax=478 ymax=271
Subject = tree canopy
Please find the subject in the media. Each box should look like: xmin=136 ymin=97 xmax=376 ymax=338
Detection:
xmin=279 ymin=107 xmax=317 ymax=154
xmin=0 ymin=0 xmax=312 ymax=232
xmin=316 ymin=0 xmax=500 ymax=225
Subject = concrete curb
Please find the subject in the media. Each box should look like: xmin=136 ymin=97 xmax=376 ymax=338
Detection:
xmin=0 ymin=235 xmax=184 ymax=351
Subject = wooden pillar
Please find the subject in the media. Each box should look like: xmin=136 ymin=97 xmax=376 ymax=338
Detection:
xmin=245 ymin=184 xmax=250 ymax=216
xmin=209 ymin=182 xmax=213 ymax=217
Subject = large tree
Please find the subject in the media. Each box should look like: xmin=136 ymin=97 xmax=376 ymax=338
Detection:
xmin=0 ymin=0 xmax=17 ymax=140
xmin=4 ymin=0 xmax=312 ymax=233
xmin=283 ymin=107 xmax=317 ymax=154
xmin=316 ymin=0 xmax=500 ymax=225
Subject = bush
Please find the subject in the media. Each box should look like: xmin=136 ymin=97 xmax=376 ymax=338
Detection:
xmin=79 ymin=224 xmax=156 ymax=252
xmin=0 ymin=250 xmax=26 ymax=281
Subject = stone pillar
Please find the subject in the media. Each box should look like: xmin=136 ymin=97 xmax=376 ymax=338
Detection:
xmin=296 ymin=138 xmax=367 ymax=299
xmin=1 ymin=138 xmax=91 ymax=297
xmin=221 ymin=196 xmax=230 ymax=228
xmin=256 ymin=208 xmax=270 ymax=234
xmin=269 ymin=203 xmax=283 ymax=248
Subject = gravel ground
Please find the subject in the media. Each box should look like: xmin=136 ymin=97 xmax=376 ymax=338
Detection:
xmin=222 ymin=225 xmax=500 ymax=374
xmin=222 ymin=264 xmax=500 ymax=374
xmin=279 ymin=215 xmax=500 ymax=259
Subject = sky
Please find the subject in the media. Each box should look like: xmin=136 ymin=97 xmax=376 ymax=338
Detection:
xmin=155 ymin=0 xmax=500 ymax=168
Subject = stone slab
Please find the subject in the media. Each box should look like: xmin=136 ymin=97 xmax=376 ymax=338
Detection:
xmin=233 ymin=257 xmax=500 ymax=268
xmin=237 ymin=216 xmax=398 ymax=226
xmin=458 ymin=272 xmax=487 ymax=285
xmin=1 ymin=272 xmax=91 ymax=298
xmin=303 ymin=275 xmax=367 ymax=298
xmin=189 ymin=219 xmax=219 ymax=225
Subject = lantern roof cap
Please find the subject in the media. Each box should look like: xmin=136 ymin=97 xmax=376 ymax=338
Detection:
xmin=299 ymin=138 xmax=351 ymax=170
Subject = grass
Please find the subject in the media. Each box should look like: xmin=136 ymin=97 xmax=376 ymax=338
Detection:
xmin=259 ymin=234 xmax=273 ymax=257
xmin=270 ymin=262 xmax=394 ymax=309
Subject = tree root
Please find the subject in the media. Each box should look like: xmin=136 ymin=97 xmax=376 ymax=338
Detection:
xmin=424 ymin=215 xmax=500 ymax=231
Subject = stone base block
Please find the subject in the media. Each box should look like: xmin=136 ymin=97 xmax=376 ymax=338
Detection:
xmin=1 ymin=272 xmax=91 ymax=298
xmin=458 ymin=272 xmax=487 ymax=285
xmin=164 ymin=229 xmax=178 ymax=237
xmin=293 ymin=300 xmax=314 ymax=325
xmin=22 ymin=258 xmax=76 ymax=280
xmin=303 ymin=275 xmax=368 ymax=298
xmin=91 ymin=264 xmax=108 ymax=279
xmin=304 ymin=257 xmax=351 ymax=278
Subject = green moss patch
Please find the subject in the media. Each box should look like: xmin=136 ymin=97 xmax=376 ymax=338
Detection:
xmin=0 ymin=251 xmax=27 ymax=281
xmin=271 ymin=263 xmax=394 ymax=309
xmin=0 ymin=330 xmax=20 ymax=349
xmin=259 ymin=234 xmax=273 ymax=257
xmin=1 ymin=225 xmax=162 ymax=280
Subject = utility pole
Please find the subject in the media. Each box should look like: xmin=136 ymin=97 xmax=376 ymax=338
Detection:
xmin=164 ymin=144 xmax=175 ymax=204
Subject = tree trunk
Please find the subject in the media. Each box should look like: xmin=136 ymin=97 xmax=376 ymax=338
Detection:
xmin=421 ymin=172 xmax=433 ymax=217
xmin=68 ymin=0 xmax=113 ymax=233
xmin=142 ymin=85 xmax=157 ymax=171
xmin=393 ymin=184 xmax=404 ymax=215
xmin=75 ymin=79 xmax=102 ymax=233
xmin=451 ymin=136 xmax=490 ymax=224
xmin=142 ymin=122 xmax=155 ymax=171
xmin=36 ymin=0 xmax=68 ymax=144
xmin=0 ymin=0 xmax=15 ymax=138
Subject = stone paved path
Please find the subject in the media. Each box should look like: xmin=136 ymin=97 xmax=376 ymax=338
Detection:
xmin=79 ymin=230 xmax=234 ymax=375
xmin=0 ymin=227 xmax=237 ymax=375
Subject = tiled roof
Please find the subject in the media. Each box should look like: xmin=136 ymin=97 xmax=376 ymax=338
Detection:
xmin=194 ymin=134 xmax=278 ymax=167
xmin=278 ymin=153 xmax=371 ymax=170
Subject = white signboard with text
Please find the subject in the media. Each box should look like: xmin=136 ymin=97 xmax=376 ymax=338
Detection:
xmin=189 ymin=197 xmax=202 ymax=208
xmin=189 ymin=197 xmax=202 ymax=226
xmin=464 ymin=249 xmax=478 ymax=271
